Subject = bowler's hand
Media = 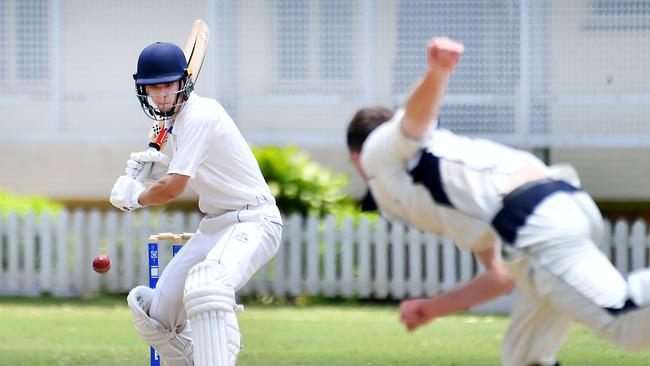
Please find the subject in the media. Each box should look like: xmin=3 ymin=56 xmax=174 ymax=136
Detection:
xmin=427 ymin=37 xmax=464 ymax=72
xmin=400 ymin=298 xmax=435 ymax=332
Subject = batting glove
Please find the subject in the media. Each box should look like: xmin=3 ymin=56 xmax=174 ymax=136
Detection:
xmin=110 ymin=175 xmax=146 ymax=212
xmin=126 ymin=150 xmax=170 ymax=182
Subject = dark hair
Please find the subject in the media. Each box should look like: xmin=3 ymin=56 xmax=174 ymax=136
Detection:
xmin=346 ymin=106 xmax=394 ymax=152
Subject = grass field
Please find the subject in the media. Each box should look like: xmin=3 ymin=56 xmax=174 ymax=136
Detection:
xmin=1 ymin=295 xmax=649 ymax=366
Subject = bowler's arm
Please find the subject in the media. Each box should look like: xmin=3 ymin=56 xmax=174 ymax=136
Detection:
xmin=400 ymin=235 xmax=514 ymax=331
xmin=401 ymin=37 xmax=464 ymax=141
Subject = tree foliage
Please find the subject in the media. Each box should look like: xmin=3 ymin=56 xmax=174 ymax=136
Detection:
xmin=0 ymin=189 xmax=63 ymax=217
xmin=253 ymin=146 xmax=358 ymax=217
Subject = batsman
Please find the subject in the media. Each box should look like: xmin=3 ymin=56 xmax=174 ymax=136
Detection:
xmin=109 ymin=41 xmax=283 ymax=365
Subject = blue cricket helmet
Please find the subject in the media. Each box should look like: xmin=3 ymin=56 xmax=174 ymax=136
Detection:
xmin=133 ymin=42 xmax=194 ymax=121
xmin=133 ymin=42 xmax=188 ymax=85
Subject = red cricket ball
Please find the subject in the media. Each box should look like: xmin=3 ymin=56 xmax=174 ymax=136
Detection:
xmin=92 ymin=255 xmax=111 ymax=273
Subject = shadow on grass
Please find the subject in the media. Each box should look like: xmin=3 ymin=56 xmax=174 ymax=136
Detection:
xmin=0 ymin=293 xmax=403 ymax=309
xmin=239 ymin=294 xmax=401 ymax=308
xmin=0 ymin=293 xmax=129 ymax=307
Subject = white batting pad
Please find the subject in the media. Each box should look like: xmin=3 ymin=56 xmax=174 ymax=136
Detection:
xmin=629 ymin=269 xmax=650 ymax=307
xmin=184 ymin=261 xmax=242 ymax=366
xmin=127 ymin=286 xmax=194 ymax=366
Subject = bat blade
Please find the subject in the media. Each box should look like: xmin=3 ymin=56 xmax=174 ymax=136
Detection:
xmin=183 ymin=19 xmax=210 ymax=85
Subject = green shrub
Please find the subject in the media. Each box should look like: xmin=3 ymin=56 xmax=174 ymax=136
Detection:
xmin=0 ymin=189 xmax=63 ymax=217
xmin=253 ymin=145 xmax=358 ymax=217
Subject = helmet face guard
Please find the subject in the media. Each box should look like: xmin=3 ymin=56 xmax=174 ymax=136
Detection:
xmin=133 ymin=42 xmax=193 ymax=121
xmin=135 ymin=76 xmax=194 ymax=121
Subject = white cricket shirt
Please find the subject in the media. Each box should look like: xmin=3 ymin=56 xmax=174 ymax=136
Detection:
xmin=361 ymin=110 xmax=548 ymax=252
xmin=167 ymin=94 xmax=274 ymax=215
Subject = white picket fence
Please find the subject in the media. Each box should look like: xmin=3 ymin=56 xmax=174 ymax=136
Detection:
xmin=0 ymin=209 xmax=648 ymax=308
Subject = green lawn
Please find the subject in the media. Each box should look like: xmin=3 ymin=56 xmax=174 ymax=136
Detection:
xmin=0 ymin=295 xmax=648 ymax=365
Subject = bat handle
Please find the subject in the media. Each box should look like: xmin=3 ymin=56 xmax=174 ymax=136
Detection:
xmin=134 ymin=147 xmax=159 ymax=183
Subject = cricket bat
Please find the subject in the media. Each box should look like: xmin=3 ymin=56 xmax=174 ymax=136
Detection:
xmin=137 ymin=19 xmax=210 ymax=182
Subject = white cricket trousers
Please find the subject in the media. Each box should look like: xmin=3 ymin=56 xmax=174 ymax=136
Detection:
xmin=502 ymin=191 xmax=650 ymax=366
xmin=149 ymin=202 xmax=283 ymax=332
